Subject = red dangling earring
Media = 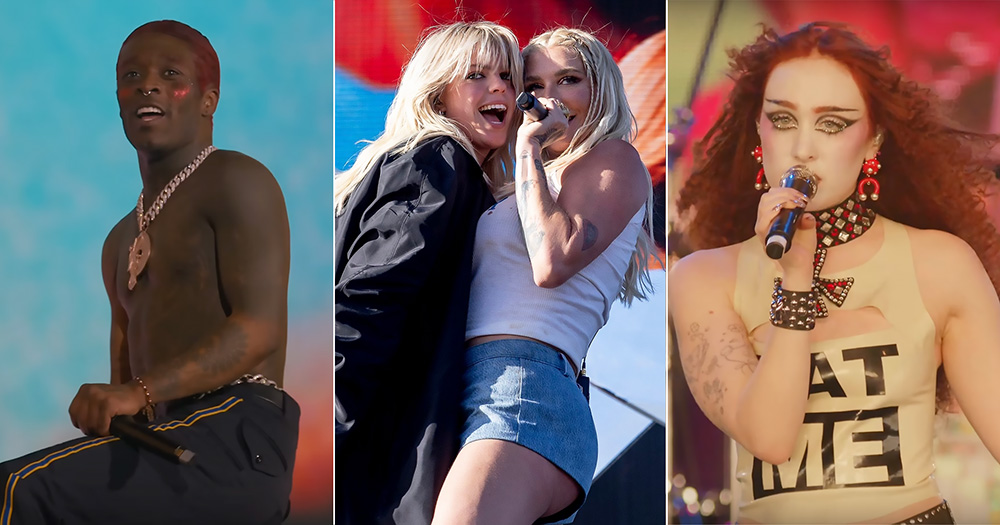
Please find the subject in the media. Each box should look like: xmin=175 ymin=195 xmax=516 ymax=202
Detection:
xmin=752 ymin=145 xmax=769 ymax=190
xmin=857 ymin=153 xmax=882 ymax=201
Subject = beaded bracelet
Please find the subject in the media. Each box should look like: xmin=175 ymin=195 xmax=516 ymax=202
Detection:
xmin=770 ymin=278 xmax=817 ymax=331
xmin=134 ymin=376 xmax=156 ymax=422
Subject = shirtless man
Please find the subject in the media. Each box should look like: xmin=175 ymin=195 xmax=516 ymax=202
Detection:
xmin=0 ymin=20 xmax=297 ymax=524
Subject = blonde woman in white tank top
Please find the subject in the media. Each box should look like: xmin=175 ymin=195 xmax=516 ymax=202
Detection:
xmin=433 ymin=28 xmax=658 ymax=525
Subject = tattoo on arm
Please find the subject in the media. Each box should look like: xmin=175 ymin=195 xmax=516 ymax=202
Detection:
xmin=200 ymin=326 xmax=249 ymax=376
xmin=522 ymin=219 xmax=546 ymax=257
xmin=581 ymin=219 xmax=598 ymax=251
xmin=516 ymin=151 xmax=552 ymax=258
xmin=704 ymin=378 xmax=728 ymax=415
xmin=516 ymin=151 xmax=532 ymax=209
xmin=719 ymin=324 xmax=759 ymax=373
xmin=683 ymin=322 xmax=758 ymax=416
xmin=155 ymin=325 xmax=249 ymax=400
xmin=515 ymin=151 xmax=534 ymax=206
xmin=682 ymin=323 xmax=709 ymax=382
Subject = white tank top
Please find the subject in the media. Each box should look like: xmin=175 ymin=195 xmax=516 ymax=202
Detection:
xmin=731 ymin=217 xmax=940 ymax=522
xmin=465 ymin=193 xmax=645 ymax=371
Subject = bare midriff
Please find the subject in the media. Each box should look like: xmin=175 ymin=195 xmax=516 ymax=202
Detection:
xmin=467 ymin=334 xmax=579 ymax=376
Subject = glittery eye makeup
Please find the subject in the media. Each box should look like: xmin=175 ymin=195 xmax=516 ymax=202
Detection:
xmin=765 ymin=111 xmax=796 ymax=130
xmin=764 ymin=111 xmax=859 ymax=135
xmin=816 ymin=116 xmax=858 ymax=134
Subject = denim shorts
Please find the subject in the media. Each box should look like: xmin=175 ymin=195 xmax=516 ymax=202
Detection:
xmin=459 ymin=339 xmax=598 ymax=523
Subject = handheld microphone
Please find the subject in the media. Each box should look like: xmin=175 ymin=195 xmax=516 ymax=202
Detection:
xmin=516 ymin=92 xmax=547 ymax=120
xmin=765 ymin=165 xmax=819 ymax=260
xmin=110 ymin=416 xmax=196 ymax=464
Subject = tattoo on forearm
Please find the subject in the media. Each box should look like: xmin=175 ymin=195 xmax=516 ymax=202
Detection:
xmin=201 ymin=326 xmax=249 ymax=376
xmin=516 ymin=152 xmax=552 ymax=258
xmin=523 ymin=221 xmax=546 ymax=257
xmin=540 ymin=128 xmax=564 ymax=145
xmin=683 ymin=322 xmax=757 ymax=417
xmin=516 ymin=179 xmax=536 ymax=228
xmin=581 ymin=219 xmax=598 ymax=250
xmin=156 ymin=325 xmax=249 ymax=400
xmin=516 ymin=151 xmax=533 ymax=208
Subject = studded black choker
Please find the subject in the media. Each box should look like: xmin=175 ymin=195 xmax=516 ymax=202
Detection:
xmin=806 ymin=194 xmax=876 ymax=317
xmin=811 ymin=195 xmax=876 ymax=248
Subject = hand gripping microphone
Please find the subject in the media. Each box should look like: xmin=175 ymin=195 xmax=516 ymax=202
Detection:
xmin=516 ymin=92 xmax=547 ymax=120
xmin=765 ymin=165 xmax=819 ymax=260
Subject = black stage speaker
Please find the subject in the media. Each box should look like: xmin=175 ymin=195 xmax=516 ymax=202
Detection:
xmin=573 ymin=422 xmax=666 ymax=525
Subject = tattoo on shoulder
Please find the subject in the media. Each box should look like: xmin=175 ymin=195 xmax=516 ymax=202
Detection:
xmin=581 ymin=220 xmax=598 ymax=250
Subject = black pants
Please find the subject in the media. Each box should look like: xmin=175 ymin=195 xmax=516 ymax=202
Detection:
xmin=0 ymin=383 xmax=299 ymax=525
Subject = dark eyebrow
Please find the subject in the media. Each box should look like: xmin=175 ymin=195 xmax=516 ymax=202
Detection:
xmin=764 ymin=98 xmax=859 ymax=113
xmin=554 ymin=67 xmax=584 ymax=77
xmin=814 ymin=105 xmax=860 ymax=113
xmin=764 ymin=98 xmax=796 ymax=110
xmin=525 ymin=67 xmax=584 ymax=84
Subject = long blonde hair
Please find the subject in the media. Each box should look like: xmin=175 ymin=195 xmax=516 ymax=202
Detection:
xmin=519 ymin=27 xmax=658 ymax=305
xmin=334 ymin=21 xmax=523 ymax=214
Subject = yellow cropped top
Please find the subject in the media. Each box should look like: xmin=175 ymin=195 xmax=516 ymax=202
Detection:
xmin=732 ymin=217 xmax=941 ymax=523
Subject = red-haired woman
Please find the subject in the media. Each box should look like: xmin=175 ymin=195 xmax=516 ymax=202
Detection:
xmin=670 ymin=22 xmax=1000 ymax=524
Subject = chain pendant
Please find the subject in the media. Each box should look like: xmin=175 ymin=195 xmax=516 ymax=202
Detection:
xmin=127 ymin=231 xmax=152 ymax=290
xmin=127 ymin=145 xmax=216 ymax=292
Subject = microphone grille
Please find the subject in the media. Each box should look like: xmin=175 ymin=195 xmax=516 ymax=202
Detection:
xmin=516 ymin=92 xmax=534 ymax=111
xmin=779 ymin=165 xmax=819 ymax=199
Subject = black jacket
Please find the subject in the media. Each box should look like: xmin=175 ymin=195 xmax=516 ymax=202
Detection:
xmin=335 ymin=136 xmax=496 ymax=524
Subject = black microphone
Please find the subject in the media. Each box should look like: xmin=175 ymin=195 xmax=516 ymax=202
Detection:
xmin=765 ymin=165 xmax=819 ymax=260
xmin=516 ymin=92 xmax=547 ymax=120
xmin=109 ymin=416 xmax=196 ymax=464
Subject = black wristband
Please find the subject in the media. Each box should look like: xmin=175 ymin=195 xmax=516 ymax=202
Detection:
xmin=770 ymin=278 xmax=817 ymax=330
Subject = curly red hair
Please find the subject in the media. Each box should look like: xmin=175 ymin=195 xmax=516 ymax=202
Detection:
xmin=677 ymin=21 xmax=1000 ymax=409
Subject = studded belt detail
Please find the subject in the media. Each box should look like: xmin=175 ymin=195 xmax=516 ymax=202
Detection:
xmin=894 ymin=500 xmax=953 ymax=525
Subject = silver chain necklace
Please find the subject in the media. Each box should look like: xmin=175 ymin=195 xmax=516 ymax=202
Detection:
xmin=127 ymin=145 xmax=217 ymax=290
